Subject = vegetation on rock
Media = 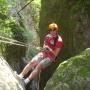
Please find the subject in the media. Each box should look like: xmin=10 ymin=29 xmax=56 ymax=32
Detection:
xmin=45 ymin=50 xmax=90 ymax=90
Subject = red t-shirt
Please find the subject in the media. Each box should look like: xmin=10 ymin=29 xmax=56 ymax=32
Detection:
xmin=42 ymin=34 xmax=63 ymax=62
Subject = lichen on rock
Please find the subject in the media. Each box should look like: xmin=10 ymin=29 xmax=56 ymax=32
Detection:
xmin=44 ymin=50 xmax=90 ymax=90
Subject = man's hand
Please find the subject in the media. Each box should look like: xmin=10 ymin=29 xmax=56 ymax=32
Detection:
xmin=42 ymin=45 xmax=53 ymax=52
xmin=41 ymin=48 xmax=50 ymax=52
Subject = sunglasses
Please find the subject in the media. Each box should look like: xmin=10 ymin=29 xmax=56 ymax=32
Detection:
xmin=50 ymin=29 xmax=57 ymax=31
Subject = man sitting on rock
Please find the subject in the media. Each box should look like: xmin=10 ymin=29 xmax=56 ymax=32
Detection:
xmin=18 ymin=22 xmax=63 ymax=85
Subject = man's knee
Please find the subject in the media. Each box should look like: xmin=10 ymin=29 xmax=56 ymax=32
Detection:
xmin=36 ymin=63 xmax=44 ymax=72
xmin=27 ymin=60 xmax=37 ymax=67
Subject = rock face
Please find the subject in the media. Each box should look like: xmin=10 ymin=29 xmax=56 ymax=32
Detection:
xmin=0 ymin=56 xmax=25 ymax=90
xmin=44 ymin=50 xmax=90 ymax=90
xmin=39 ymin=0 xmax=90 ymax=89
xmin=40 ymin=0 xmax=90 ymax=59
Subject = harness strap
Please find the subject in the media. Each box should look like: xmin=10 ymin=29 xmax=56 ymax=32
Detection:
xmin=53 ymin=35 xmax=58 ymax=46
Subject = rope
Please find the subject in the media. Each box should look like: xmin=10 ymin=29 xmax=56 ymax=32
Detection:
xmin=0 ymin=35 xmax=27 ymax=45
xmin=0 ymin=35 xmax=28 ymax=47
xmin=0 ymin=39 xmax=28 ymax=47
xmin=17 ymin=0 xmax=34 ymax=14
xmin=37 ymin=72 xmax=41 ymax=90
xmin=0 ymin=35 xmax=40 ymax=49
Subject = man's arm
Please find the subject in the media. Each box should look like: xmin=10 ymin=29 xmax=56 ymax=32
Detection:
xmin=49 ymin=47 xmax=61 ymax=56
xmin=43 ymin=44 xmax=61 ymax=56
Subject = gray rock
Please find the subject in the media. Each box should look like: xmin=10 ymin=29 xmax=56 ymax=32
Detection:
xmin=85 ymin=48 xmax=90 ymax=51
xmin=0 ymin=56 xmax=25 ymax=90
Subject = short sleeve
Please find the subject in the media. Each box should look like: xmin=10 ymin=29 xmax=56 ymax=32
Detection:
xmin=44 ymin=35 xmax=49 ymax=45
xmin=56 ymin=41 xmax=63 ymax=48
xmin=55 ymin=36 xmax=63 ymax=48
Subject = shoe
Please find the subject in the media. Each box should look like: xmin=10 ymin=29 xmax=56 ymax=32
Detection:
xmin=21 ymin=78 xmax=26 ymax=86
xmin=14 ymin=71 xmax=25 ymax=81
xmin=25 ymin=80 xmax=32 ymax=89
xmin=13 ymin=71 xmax=26 ymax=87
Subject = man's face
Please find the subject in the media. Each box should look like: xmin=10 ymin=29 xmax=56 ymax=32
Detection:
xmin=50 ymin=30 xmax=58 ymax=37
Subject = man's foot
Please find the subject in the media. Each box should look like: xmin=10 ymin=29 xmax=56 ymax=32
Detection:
xmin=24 ymin=78 xmax=31 ymax=85
xmin=13 ymin=71 xmax=26 ymax=87
xmin=14 ymin=71 xmax=25 ymax=81
xmin=21 ymin=78 xmax=26 ymax=86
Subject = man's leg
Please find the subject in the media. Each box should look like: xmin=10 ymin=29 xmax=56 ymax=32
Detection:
xmin=24 ymin=63 xmax=43 ymax=84
xmin=19 ymin=52 xmax=44 ymax=80
xmin=24 ymin=58 xmax=52 ymax=84
xmin=19 ymin=60 xmax=38 ymax=79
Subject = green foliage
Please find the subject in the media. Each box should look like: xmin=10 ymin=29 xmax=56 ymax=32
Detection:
xmin=26 ymin=0 xmax=41 ymax=32
xmin=0 ymin=18 xmax=14 ymax=38
xmin=0 ymin=0 xmax=40 ymax=71
xmin=0 ymin=0 xmax=40 ymax=59
xmin=0 ymin=0 xmax=15 ymax=56
xmin=26 ymin=47 xmax=38 ymax=59
xmin=24 ymin=0 xmax=41 ymax=35
xmin=10 ymin=23 xmax=27 ymax=42
xmin=0 ymin=0 xmax=8 ymax=14
xmin=0 ymin=0 xmax=16 ymax=38
xmin=0 ymin=0 xmax=27 ymax=58
xmin=23 ymin=30 xmax=33 ymax=43
xmin=19 ymin=0 xmax=41 ymax=59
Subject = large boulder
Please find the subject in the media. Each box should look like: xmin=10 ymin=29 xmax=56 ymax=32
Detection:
xmin=0 ymin=56 xmax=25 ymax=90
xmin=44 ymin=49 xmax=90 ymax=90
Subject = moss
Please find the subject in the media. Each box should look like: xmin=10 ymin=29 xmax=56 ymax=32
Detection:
xmin=45 ymin=50 xmax=90 ymax=90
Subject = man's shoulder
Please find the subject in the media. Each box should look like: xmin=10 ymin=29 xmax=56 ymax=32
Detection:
xmin=45 ymin=34 xmax=52 ymax=38
xmin=58 ymin=35 xmax=63 ymax=42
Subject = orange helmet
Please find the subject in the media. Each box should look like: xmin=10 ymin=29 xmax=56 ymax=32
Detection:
xmin=48 ymin=23 xmax=58 ymax=31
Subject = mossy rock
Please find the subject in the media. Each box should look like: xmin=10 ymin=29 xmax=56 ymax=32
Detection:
xmin=44 ymin=49 xmax=90 ymax=90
